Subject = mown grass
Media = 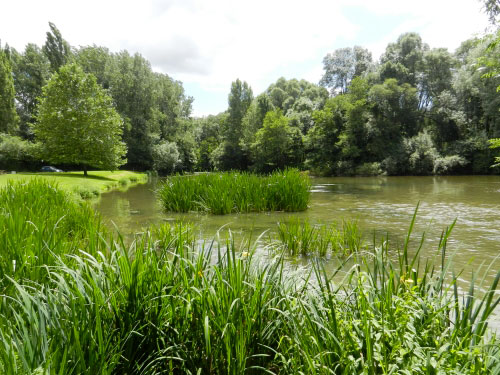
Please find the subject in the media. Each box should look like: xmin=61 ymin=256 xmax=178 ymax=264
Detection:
xmin=0 ymin=170 xmax=148 ymax=200
xmin=157 ymin=168 xmax=311 ymax=214
xmin=0 ymin=182 xmax=499 ymax=374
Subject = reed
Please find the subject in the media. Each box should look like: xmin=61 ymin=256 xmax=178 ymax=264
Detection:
xmin=276 ymin=218 xmax=363 ymax=256
xmin=0 ymin=185 xmax=499 ymax=374
xmin=273 ymin=209 xmax=500 ymax=374
xmin=0 ymin=179 xmax=105 ymax=294
xmin=157 ymin=169 xmax=311 ymax=214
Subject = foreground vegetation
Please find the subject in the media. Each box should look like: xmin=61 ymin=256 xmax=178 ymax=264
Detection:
xmin=1 ymin=180 xmax=499 ymax=374
xmin=157 ymin=169 xmax=311 ymax=214
xmin=0 ymin=170 xmax=147 ymax=199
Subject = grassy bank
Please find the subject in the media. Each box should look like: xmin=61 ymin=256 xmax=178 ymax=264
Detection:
xmin=157 ymin=168 xmax=311 ymax=214
xmin=0 ymin=170 xmax=148 ymax=199
xmin=1 ymin=181 xmax=499 ymax=374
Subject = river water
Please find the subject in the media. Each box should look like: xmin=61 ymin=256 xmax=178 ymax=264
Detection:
xmin=95 ymin=175 xmax=500 ymax=300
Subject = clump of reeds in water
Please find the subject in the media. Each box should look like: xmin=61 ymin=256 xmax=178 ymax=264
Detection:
xmin=276 ymin=217 xmax=363 ymax=256
xmin=157 ymin=168 xmax=311 ymax=214
xmin=1 ymin=184 xmax=499 ymax=374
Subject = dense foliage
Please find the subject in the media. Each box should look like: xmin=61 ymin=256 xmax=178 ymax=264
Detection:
xmin=0 ymin=181 xmax=499 ymax=373
xmin=194 ymin=31 xmax=500 ymax=175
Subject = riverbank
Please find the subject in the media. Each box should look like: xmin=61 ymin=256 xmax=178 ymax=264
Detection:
xmin=0 ymin=170 xmax=148 ymax=199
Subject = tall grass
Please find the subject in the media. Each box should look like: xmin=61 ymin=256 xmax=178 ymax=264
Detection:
xmin=0 ymin=179 xmax=105 ymax=293
xmin=157 ymin=168 xmax=311 ymax=214
xmin=0 ymin=225 xmax=292 ymax=374
xmin=274 ymin=210 xmax=500 ymax=374
xmin=0 ymin=184 xmax=499 ymax=374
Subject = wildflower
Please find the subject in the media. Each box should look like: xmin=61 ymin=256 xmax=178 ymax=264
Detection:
xmin=241 ymin=251 xmax=249 ymax=258
xmin=400 ymin=275 xmax=414 ymax=284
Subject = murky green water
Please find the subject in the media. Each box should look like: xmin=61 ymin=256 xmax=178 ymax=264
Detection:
xmin=94 ymin=175 xmax=500 ymax=289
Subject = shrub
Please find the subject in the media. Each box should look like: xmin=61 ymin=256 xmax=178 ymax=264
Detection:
xmin=0 ymin=133 xmax=37 ymax=170
xmin=118 ymin=177 xmax=129 ymax=186
xmin=433 ymin=154 xmax=467 ymax=174
xmin=354 ymin=162 xmax=383 ymax=176
xmin=152 ymin=141 xmax=181 ymax=173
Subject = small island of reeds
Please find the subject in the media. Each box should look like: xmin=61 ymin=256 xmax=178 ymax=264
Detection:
xmin=157 ymin=168 xmax=311 ymax=214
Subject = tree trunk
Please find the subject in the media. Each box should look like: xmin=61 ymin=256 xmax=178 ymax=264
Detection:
xmin=83 ymin=165 xmax=87 ymax=177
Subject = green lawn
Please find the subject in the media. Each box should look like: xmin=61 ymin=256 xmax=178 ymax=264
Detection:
xmin=0 ymin=170 xmax=148 ymax=199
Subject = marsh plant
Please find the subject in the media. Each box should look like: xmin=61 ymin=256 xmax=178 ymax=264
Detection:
xmin=276 ymin=218 xmax=363 ymax=256
xmin=0 ymin=183 xmax=499 ymax=374
xmin=157 ymin=168 xmax=311 ymax=214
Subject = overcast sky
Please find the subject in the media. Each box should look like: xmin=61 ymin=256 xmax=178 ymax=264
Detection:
xmin=0 ymin=0 xmax=492 ymax=116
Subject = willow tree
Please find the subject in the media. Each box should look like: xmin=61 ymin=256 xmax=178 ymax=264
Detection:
xmin=34 ymin=63 xmax=127 ymax=176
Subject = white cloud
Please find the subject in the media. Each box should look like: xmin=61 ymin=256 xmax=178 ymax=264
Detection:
xmin=0 ymin=0 xmax=491 ymax=115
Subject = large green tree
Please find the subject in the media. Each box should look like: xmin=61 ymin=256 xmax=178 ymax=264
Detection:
xmin=34 ymin=64 xmax=127 ymax=175
xmin=251 ymin=109 xmax=303 ymax=172
xmin=213 ymin=79 xmax=253 ymax=170
xmin=379 ymin=33 xmax=428 ymax=87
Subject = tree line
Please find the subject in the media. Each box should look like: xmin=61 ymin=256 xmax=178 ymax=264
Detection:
xmin=0 ymin=23 xmax=193 ymax=172
xmin=0 ymin=14 xmax=499 ymax=175
xmin=204 ymin=30 xmax=500 ymax=176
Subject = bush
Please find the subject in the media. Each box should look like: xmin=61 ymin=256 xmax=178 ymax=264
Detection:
xmin=354 ymin=162 xmax=384 ymax=176
xmin=404 ymin=131 xmax=439 ymax=175
xmin=433 ymin=154 xmax=467 ymax=174
xmin=152 ymin=141 xmax=181 ymax=174
xmin=0 ymin=133 xmax=37 ymax=170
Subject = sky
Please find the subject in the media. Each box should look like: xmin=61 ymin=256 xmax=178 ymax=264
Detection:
xmin=0 ymin=0 xmax=492 ymax=116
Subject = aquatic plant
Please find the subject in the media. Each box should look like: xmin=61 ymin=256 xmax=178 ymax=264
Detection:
xmin=157 ymin=168 xmax=311 ymax=214
xmin=276 ymin=218 xmax=362 ymax=256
